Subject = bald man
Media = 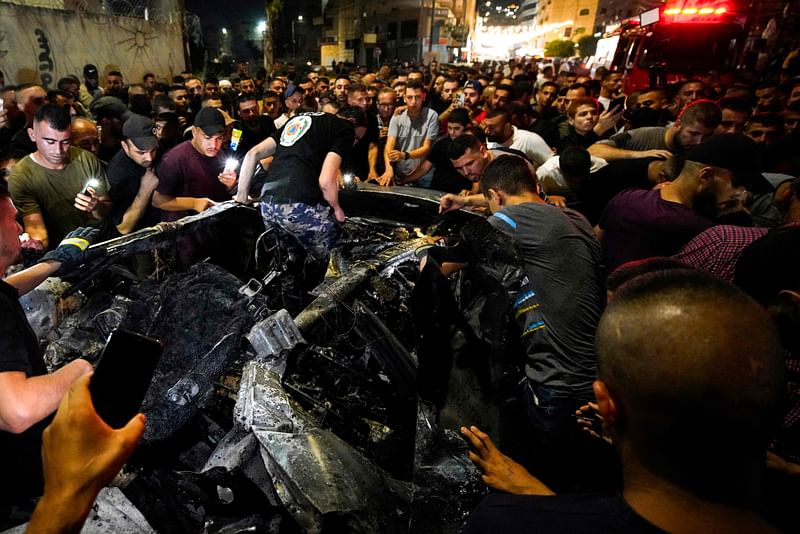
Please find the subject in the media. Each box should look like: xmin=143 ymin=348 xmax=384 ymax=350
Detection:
xmin=461 ymin=270 xmax=784 ymax=533
xmin=70 ymin=117 xmax=99 ymax=156
xmin=10 ymin=85 xmax=47 ymax=158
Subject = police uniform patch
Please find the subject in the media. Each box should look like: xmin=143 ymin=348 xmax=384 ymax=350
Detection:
xmin=280 ymin=115 xmax=312 ymax=147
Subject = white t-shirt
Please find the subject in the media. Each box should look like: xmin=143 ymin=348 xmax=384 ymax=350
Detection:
xmin=536 ymin=154 xmax=608 ymax=193
xmin=488 ymin=126 xmax=552 ymax=167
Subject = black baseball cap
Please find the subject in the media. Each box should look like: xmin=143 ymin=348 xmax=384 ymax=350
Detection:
xmin=122 ymin=114 xmax=158 ymax=150
xmin=684 ymin=134 xmax=772 ymax=194
xmin=193 ymin=107 xmax=226 ymax=136
xmin=83 ymin=64 xmax=99 ymax=79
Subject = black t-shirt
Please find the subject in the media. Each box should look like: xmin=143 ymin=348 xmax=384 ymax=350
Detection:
xmin=0 ymin=280 xmax=50 ymax=503
xmin=461 ymin=493 xmax=666 ymax=534
xmin=237 ymin=116 xmax=277 ymax=157
xmin=107 ymin=149 xmax=159 ymax=232
xmin=263 ymin=112 xmax=354 ymax=205
xmin=97 ymin=142 xmax=122 ymax=164
xmin=428 ymin=136 xmax=472 ymax=193
xmin=557 ymin=125 xmax=600 ymax=154
xmin=342 ymin=112 xmax=379 ymax=180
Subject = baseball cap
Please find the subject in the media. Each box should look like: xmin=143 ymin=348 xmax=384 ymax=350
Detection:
xmin=684 ymin=134 xmax=772 ymax=194
xmin=285 ymin=83 xmax=302 ymax=98
xmin=83 ymin=64 xmax=99 ymax=79
xmin=193 ymin=107 xmax=226 ymax=136
xmin=464 ymin=80 xmax=483 ymax=95
xmin=155 ymin=111 xmax=179 ymax=126
xmin=122 ymin=114 xmax=158 ymax=150
xmin=91 ymin=96 xmax=132 ymax=121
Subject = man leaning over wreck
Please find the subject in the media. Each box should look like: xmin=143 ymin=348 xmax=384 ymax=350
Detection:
xmin=235 ymin=106 xmax=368 ymax=261
xmin=460 ymin=270 xmax=784 ymax=533
xmin=0 ymin=181 xmax=100 ymax=514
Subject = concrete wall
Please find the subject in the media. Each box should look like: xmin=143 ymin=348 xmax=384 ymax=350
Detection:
xmin=0 ymin=2 xmax=185 ymax=87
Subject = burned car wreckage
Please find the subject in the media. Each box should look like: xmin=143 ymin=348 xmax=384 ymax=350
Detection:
xmin=17 ymin=185 xmax=534 ymax=533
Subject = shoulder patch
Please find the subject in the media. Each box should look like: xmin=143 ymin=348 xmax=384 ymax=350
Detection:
xmin=280 ymin=115 xmax=313 ymax=146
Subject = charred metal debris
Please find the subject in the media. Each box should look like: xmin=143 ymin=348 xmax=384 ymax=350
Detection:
xmin=18 ymin=186 xmax=511 ymax=534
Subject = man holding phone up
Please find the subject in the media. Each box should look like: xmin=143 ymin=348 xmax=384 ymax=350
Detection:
xmin=0 ymin=183 xmax=99 ymax=509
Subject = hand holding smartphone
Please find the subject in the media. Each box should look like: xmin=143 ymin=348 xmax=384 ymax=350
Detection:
xmin=89 ymin=328 xmax=162 ymax=429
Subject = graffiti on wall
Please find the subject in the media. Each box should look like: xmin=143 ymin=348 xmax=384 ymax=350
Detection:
xmin=34 ymin=28 xmax=54 ymax=88
xmin=0 ymin=4 xmax=184 ymax=86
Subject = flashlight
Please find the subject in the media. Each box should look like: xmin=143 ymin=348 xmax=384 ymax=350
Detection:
xmin=224 ymin=158 xmax=239 ymax=173
xmin=342 ymin=173 xmax=357 ymax=190
xmin=81 ymin=178 xmax=100 ymax=196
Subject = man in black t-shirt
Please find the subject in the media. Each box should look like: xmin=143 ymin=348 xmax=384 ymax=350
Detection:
xmin=342 ymin=83 xmax=380 ymax=181
xmin=404 ymin=108 xmax=473 ymax=193
xmin=236 ymin=107 xmax=367 ymax=260
xmin=234 ymin=94 xmax=276 ymax=156
xmin=0 ymin=185 xmax=95 ymax=509
xmin=107 ymin=114 xmax=160 ymax=235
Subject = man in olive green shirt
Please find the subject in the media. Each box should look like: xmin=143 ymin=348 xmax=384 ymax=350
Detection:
xmin=8 ymin=104 xmax=110 ymax=250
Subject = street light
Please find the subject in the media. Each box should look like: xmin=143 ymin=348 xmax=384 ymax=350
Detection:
xmin=292 ymin=15 xmax=305 ymax=59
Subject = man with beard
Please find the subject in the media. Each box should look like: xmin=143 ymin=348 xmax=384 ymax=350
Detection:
xmin=235 ymin=94 xmax=276 ymax=156
xmin=483 ymin=107 xmax=552 ymax=166
xmin=589 ymin=100 xmax=721 ymax=161
xmin=598 ymin=134 xmax=760 ymax=273
xmin=153 ymin=107 xmax=236 ymax=221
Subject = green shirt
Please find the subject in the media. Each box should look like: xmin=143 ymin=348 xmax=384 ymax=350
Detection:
xmin=8 ymin=147 xmax=108 ymax=246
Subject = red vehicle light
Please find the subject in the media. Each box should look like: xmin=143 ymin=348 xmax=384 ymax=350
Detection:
xmin=662 ymin=4 xmax=728 ymax=20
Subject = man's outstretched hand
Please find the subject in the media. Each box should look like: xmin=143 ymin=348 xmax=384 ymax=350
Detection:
xmin=460 ymin=425 xmax=555 ymax=495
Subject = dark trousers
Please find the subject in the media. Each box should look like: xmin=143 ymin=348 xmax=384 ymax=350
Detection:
xmin=522 ymin=379 xmax=620 ymax=493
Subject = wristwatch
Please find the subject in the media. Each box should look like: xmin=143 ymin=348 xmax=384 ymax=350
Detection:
xmin=403 ymin=151 xmax=410 ymax=160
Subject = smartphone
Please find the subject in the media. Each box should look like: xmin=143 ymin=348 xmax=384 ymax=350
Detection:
xmin=456 ymin=93 xmax=466 ymax=107
xmin=90 ymin=328 xmax=163 ymax=429
xmin=609 ymin=96 xmax=625 ymax=111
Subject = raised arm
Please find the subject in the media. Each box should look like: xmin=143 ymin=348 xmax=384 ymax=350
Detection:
xmin=236 ymin=137 xmax=278 ymax=203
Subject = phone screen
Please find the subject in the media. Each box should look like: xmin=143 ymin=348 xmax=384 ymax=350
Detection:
xmin=89 ymin=328 xmax=162 ymax=429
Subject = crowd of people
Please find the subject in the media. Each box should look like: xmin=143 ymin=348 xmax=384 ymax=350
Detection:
xmin=1 ymin=53 xmax=800 ymax=531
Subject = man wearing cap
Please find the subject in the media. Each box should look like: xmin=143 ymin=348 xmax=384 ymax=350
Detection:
xmin=152 ymin=107 xmax=236 ymax=221
xmin=464 ymin=80 xmax=487 ymax=124
xmin=106 ymin=114 xmax=160 ymax=235
xmin=90 ymin=96 xmax=131 ymax=162
xmin=8 ymin=103 xmax=110 ymax=250
xmin=598 ymin=134 xmax=761 ymax=273
xmin=78 ymin=64 xmax=101 ymax=112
